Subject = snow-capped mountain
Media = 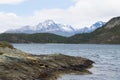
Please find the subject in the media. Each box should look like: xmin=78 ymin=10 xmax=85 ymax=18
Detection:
xmin=90 ymin=21 xmax=106 ymax=32
xmin=6 ymin=20 xmax=76 ymax=36
xmin=75 ymin=21 xmax=106 ymax=34
xmin=5 ymin=20 xmax=105 ymax=36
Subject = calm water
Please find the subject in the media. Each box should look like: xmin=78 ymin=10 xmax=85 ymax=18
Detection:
xmin=13 ymin=44 xmax=120 ymax=80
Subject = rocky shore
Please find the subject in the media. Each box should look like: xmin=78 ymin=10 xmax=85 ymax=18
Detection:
xmin=0 ymin=41 xmax=94 ymax=80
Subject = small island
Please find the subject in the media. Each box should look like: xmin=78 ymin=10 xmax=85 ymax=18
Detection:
xmin=0 ymin=41 xmax=94 ymax=80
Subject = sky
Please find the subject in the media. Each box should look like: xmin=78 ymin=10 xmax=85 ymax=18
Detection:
xmin=0 ymin=0 xmax=120 ymax=32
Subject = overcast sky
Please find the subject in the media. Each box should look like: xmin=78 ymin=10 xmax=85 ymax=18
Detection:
xmin=0 ymin=0 xmax=120 ymax=32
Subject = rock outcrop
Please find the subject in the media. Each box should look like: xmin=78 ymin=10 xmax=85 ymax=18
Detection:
xmin=0 ymin=42 xmax=94 ymax=80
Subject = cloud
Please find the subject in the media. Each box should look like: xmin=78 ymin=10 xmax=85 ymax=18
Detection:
xmin=0 ymin=0 xmax=26 ymax=4
xmin=30 ymin=0 xmax=120 ymax=28
xmin=0 ymin=0 xmax=120 ymax=32
xmin=0 ymin=12 xmax=21 ymax=32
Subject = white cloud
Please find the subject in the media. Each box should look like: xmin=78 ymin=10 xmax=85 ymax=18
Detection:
xmin=0 ymin=12 xmax=21 ymax=32
xmin=0 ymin=0 xmax=120 ymax=32
xmin=29 ymin=0 xmax=120 ymax=28
xmin=0 ymin=0 xmax=26 ymax=4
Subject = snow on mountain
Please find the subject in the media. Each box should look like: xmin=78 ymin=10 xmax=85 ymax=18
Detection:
xmin=5 ymin=20 xmax=76 ymax=36
xmin=90 ymin=21 xmax=106 ymax=32
xmin=76 ymin=21 xmax=105 ymax=34
xmin=5 ymin=20 xmax=105 ymax=37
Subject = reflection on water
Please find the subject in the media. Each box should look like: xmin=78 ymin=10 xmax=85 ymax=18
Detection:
xmin=13 ymin=44 xmax=120 ymax=80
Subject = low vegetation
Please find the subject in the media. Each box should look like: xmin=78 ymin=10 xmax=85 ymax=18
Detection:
xmin=0 ymin=41 xmax=14 ymax=49
xmin=0 ymin=52 xmax=4 ymax=55
xmin=0 ymin=33 xmax=67 ymax=43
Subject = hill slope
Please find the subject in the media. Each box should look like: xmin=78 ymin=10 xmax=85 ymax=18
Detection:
xmin=67 ymin=17 xmax=120 ymax=44
xmin=89 ymin=17 xmax=120 ymax=44
xmin=0 ymin=33 xmax=67 ymax=43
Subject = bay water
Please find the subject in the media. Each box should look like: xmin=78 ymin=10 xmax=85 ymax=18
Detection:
xmin=13 ymin=44 xmax=120 ymax=80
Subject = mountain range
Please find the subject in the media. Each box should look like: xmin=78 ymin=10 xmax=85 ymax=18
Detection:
xmin=1 ymin=16 xmax=120 ymax=44
xmin=5 ymin=20 xmax=105 ymax=37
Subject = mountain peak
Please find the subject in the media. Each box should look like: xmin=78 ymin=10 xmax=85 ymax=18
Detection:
xmin=92 ymin=21 xmax=105 ymax=26
xmin=5 ymin=20 xmax=105 ymax=37
xmin=37 ymin=19 xmax=56 ymax=27
xmin=43 ymin=19 xmax=55 ymax=24
xmin=36 ymin=19 xmax=57 ymax=29
xmin=90 ymin=21 xmax=105 ymax=29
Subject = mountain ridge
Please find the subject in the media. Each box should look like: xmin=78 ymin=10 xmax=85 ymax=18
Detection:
xmin=5 ymin=20 xmax=105 ymax=37
xmin=1 ymin=16 xmax=120 ymax=44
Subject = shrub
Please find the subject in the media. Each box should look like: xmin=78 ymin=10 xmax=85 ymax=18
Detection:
xmin=0 ymin=52 xmax=4 ymax=55
xmin=0 ymin=41 xmax=14 ymax=49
